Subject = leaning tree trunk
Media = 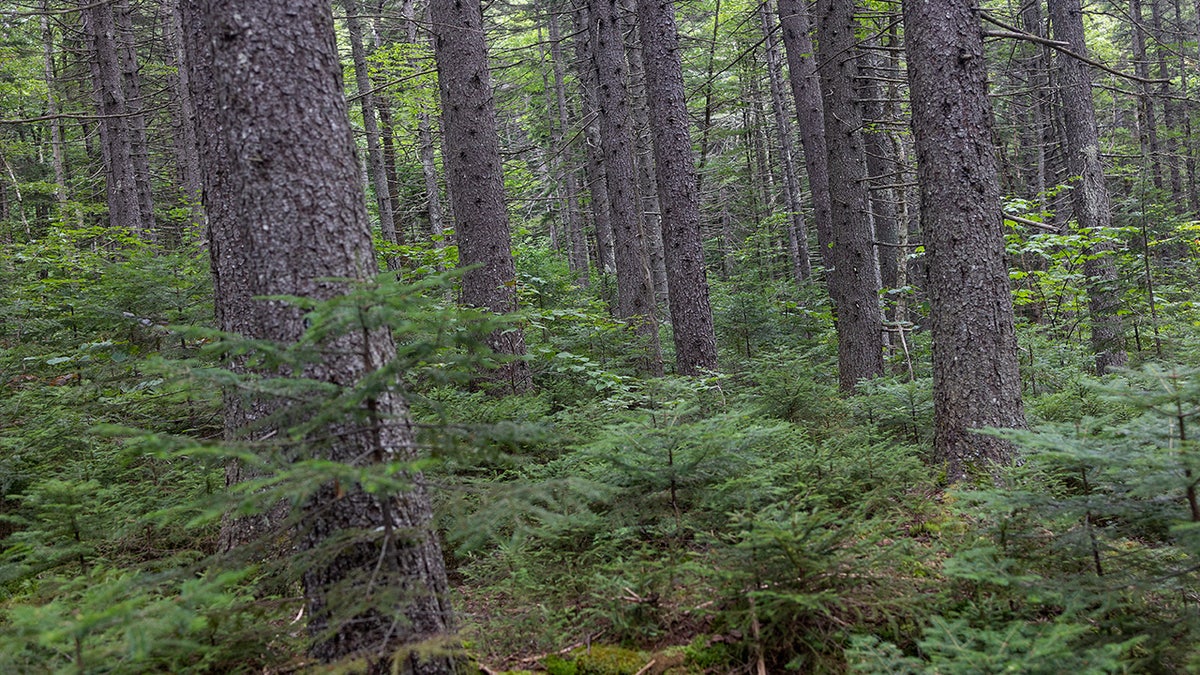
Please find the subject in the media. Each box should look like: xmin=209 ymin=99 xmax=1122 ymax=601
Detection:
xmin=814 ymin=0 xmax=883 ymax=391
xmin=637 ymin=0 xmax=719 ymax=375
xmin=343 ymin=0 xmax=398 ymax=250
xmin=905 ymin=0 xmax=1027 ymax=480
xmin=588 ymin=0 xmax=663 ymax=374
xmin=1048 ymin=0 xmax=1128 ymax=374
xmin=777 ymin=0 xmax=833 ymax=273
xmin=430 ymin=0 xmax=532 ymax=391
xmin=181 ymin=0 xmax=458 ymax=671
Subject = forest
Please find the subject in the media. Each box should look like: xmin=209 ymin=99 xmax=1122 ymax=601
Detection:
xmin=1 ymin=0 xmax=1200 ymax=671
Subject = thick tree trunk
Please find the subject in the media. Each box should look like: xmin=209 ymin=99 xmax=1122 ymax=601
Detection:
xmin=588 ymin=0 xmax=663 ymax=374
xmin=759 ymin=1 xmax=811 ymax=284
xmin=905 ymin=0 xmax=1027 ymax=480
xmin=637 ymin=0 xmax=719 ymax=375
xmin=430 ymin=0 xmax=532 ymax=391
xmin=777 ymin=0 xmax=833 ymax=272
xmin=1048 ymin=0 xmax=1129 ymax=374
xmin=180 ymin=0 xmax=458 ymax=670
xmin=343 ymin=0 xmax=398 ymax=249
xmin=814 ymin=0 xmax=883 ymax=391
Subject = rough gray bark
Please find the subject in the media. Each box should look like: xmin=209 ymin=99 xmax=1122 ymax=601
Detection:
xmin=343 ymin=0 xmax=398 ymax=250
xmin=572 ymin=4 xmax=617 ymax=276
xmin=548 ymin=4 xmax=589 ymax=285
xmin=637 ymin=0 xmax=719 ymax=375
xmin=181 ymin=0 xmax=458 ymax=670
xmin=80 ymin=0 xmax=153 ymax=235
xmin=115 ymin=0 xmax=155 ymax=233
xmin=619 ymin=0 xmax=669 ymax=307
xmin=904 ymin=0 xmax=1027 ymax=480
xmin=588 ymin=0 xmax=663 ymax=373
xmin=430 ymin=0 xmax=531 ymax=391
xmin=1149 ymin=0 xmax=1183 ymax=206
xmin=859 ymin=42 xmax=899 ymax=297
xmin=40 ymin=3 xmax=67 ymax=209
xmin=1131 ymin=0 xmax=1164 ymax=192
xmin=777 ymin=0 xmax=833 ymax=271
xmin=163 ymin=0 xmax=203 ymax=232
xmin=1048 ymin=0 xmax=1128 ymax=374
xmin=814 ymin=0 xmax=883 ymax=391
xmin=759 ymin=0 xmax=811 ymax=284
xmin=402 ymin=2 xmax=446 ymax=248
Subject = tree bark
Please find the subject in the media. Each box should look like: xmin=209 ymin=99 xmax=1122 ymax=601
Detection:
xmin=588 ymin=0 xmax=663 ymax=374
xmin=777 ymin=0 xmax=833 ymax=272
xmin=572 ymin=3 xmax=617 ymax=277
xmin=181 ymin=0 xmax=458 ymax=670
xmin=430 ymin=0 xmax=532 ymax=391
xmin=637 ymin=0 xmax=719 ymax=375
xmin=814 ymin=0 xmax=883 ymax=391
xmin=163 ymin=0 xmax=204 ymax=234
xmin=548 ymin=3 xmax=589 ymax=284
xmin=1048 ymin=0 xmax=1129 ymax=374
xmin=343 ymin=0 xmax=398 ymax=250
xmin=905 ymin=0 xmax=1027 ymax=480
xmin=80 ymin=0 xmax=152 ymax=235
xmin=759 ymin=1 xmax=811 ymax=284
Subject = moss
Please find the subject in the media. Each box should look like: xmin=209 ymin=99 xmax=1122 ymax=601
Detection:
xmin=570 ymin=645 xmax=648 ymax=675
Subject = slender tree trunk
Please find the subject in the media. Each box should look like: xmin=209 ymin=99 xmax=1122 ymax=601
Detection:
xmin=1049 ymin=0 xmax=1129 ymax=373
xmin=620 ymin=0 xmax=669 ymax=307
xmin=814 ymin=0 xmax=883 ymax=391
xmin=115 ymin=0 xmax=155 ymax=233
xmin=588 ymin=0 xmax=663 ymax=374
xmin=572 ymin=4 xmax=617 ymax=276
xmin=181 ymin=1 xmax=457 ymax=670
xmin=637 ymin=0 xmax=719 ymax=375
xmin=548 ymin=4 xmax=589 ymax=284
xmin=777 ymin=0 xmax=833 ymax=272
xmin=343 ymin=0 xmax=398 ymax=251
xmin=1131 ymin=0 xmax=1164 ymax=192
xmin=859 ymin=41 xmax=899 ymax=298
xmin=40 ymin=4 xmax=67 ymax=210
xmin=80 ymin=0 xmax=148 ymax=235
xmin=430 ymin=0 xmax=531 ymax=391
xmin=759 ymin=1 xmax=811 ymax=284
xmin=1149 ymin=0 xmax=1184 ymax=207
xmin=163 ymin=0 xmax=203 ymax=234
xmin=904 ymin=0 xmax=1026 ymax=480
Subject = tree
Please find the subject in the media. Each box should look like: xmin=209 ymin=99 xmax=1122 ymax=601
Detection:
xmin=587 ymin=0 xmax=663 ymax=374
xmin=777 ymin=0 xmax=833 ymax=271
xmin=430 ymin=0 xmax=532 ymax=391
xmin=904 ymin=0 xmax=1027 ymax=479
xmin=79 ymin=0 xmax=154 ymax=236
xmin=814 ymin=0 xmax=883 ymax=391
xmin=1047 ymin=0 xmax=1129 ymax=374
xmin=180 ymin=0 xmax=457 ymax=669
xmin=636 ymin=0 xmax=719 ymax=375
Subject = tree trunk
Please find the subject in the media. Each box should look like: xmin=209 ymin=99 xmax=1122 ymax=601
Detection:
xmin=1048 ymin=0 xmax=1129 ymax=374
xmin=588 ymin=0 xmax=663 ymax=374
xmin=548 ymin=3 xmax=589 ymax=284
xmin=637 ymin=0 xmax=719 ymax=375
xmin=1131 ymin=0 xmax=1164 ymax=192
xmin=777 ymin=0 xmax=833 ymax=272
xmin=814 ymin=0 xmax=883 ymax=391
xmin=572 ymin=4 xmax=617 ymax=277
xmin=904 ymin=0 xmax=1027 ymax=480
xmin=859 ymin=41 xmax=899 ymax=299
xmin=430 ymin=0 xmax=532 ymax=391
xmin=80 ymin=0 xmax=150 ymax=235
xmin=343 ymin=0 xmax=398 ymax=250
xmin=163 ymin=0 xmax=204 ymax=235
xmin=115 ymin=0 xmax=155 ymax=233
xmin=180 ymin=0 xmax=458 ymax=670
xmin=759 ymin=0 xmax=811 ymax=284
xmin=40 ymin=3 xmax=67 ymax=210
